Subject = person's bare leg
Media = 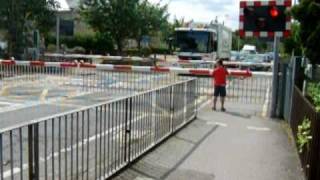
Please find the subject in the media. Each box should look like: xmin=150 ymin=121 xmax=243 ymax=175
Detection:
xmin=221 ymin=97 xmax=225 ymax=111
xmin=213 ymin=96 xmax=218 ymax=110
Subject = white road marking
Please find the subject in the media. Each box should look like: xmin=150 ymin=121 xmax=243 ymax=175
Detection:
xmin=3 ymin=164 xmax=28 ymax=179
xmin=198 ymin=98 xmax=211 ymax=110
xmin=262 ymin=86 xmax=271 ymax=117
xmin=0 ymin=101 xmax=18 ymax=106
xmin=135 ymin=177 xmax=154 ymax=180
xmin=207 ymin=121 xmax=228 ymax=127
xmin=247 ymin=126 xmax=271 ymax=131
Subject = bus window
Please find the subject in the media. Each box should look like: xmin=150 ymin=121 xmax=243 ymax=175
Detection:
xmin=175 ymin=31 xmax=210 ymax=53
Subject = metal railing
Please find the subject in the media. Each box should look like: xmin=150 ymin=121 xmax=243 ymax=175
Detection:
xmin=196 ymin=73 xmax=272 ymax=105
xmin=0 ymin=63 xmax=185 ymax=100
xmin=0 ymin=79 xmax=197 ymax=180
xmin=0 ymin=61 xmax=272 ymax=107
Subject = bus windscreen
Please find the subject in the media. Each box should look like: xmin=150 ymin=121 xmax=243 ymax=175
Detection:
xmin=175 ymin=31 xmax=211 ymax=53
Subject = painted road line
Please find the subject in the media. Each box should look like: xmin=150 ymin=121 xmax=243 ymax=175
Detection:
xmin=207 ymin=121 xmax=228 ymax=127
xmin=0 ymin=101 xmax=19 ymax=106
xmin=262 ymin=86 xmax=271 ymax=117
xmin=247 ymin=126 xmax=271 ymax=131
xmin=0 ymin=91 xmax=92 ymax=113
xmin=198 ymin=96 xmax=211 ymax=110
xmin=135 ymin=177 xmax=154 ymax=180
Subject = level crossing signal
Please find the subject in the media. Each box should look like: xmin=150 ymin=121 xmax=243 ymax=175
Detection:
xmin=239 ymin=0 xmax=292 ymax=38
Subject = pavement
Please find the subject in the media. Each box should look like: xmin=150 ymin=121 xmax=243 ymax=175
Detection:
xmin=112 ymin=102 xmax=305 ymax=180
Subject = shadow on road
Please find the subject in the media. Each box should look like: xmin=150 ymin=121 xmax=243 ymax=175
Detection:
xmin=113 ymin=120 xmax=218 ymax=180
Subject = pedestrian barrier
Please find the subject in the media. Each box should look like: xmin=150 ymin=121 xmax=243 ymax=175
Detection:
xmin=0 ymin=79 xmax=197 ymax=180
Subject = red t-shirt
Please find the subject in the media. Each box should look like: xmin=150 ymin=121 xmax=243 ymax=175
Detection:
xmin=212 ymin=67 xmax=229 ymax=86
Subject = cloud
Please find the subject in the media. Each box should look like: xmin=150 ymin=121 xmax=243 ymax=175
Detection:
xmin=148 ymin=0 xmax=239 ymax=30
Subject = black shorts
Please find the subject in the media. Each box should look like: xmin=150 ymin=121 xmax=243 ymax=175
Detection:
xmin=214 ymin=86 xmax=226 ymax=97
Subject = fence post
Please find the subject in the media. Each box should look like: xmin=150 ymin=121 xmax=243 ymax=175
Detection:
xmin=34 ymin=124 xmax=39 ymax=180
xmin=28 ymin=124 xmax=39 ymax=180
xmin=124 ymin=98 xmax=132 ymax=163
xmin=184 ymin=81 xmax=187 ymax=122
xmin=0 ymin=134 xmax=3 ymax=180
xmin=170 ymin=86 xmax=174 ymax=132
xmin=28 ymin=125 xmax=33 ymax=180
xmin=195 ymin=79 xmax=198 ymax=118
xmin=128 ymin=97 xmax=132 ymax=162
xmin=288 ymin=58 xmax=297 ymax=121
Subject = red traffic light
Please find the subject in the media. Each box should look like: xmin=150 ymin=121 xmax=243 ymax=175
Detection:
xmin=269 ymin=6 xmax=279 ymax=18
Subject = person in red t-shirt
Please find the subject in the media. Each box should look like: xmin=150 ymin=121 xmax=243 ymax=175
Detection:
xmin=212 ymin=60 xmax=229 ymax=111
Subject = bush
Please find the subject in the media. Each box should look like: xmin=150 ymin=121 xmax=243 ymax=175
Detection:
xmin=47 ymin=44 xmax=56 ymax=53
xmin=307 ymin=82 xmax=320 ymax=112
xmin=297 ymin=117 xmax=312 ymax=153
xmin=46 ymin=33 xmax=114 ymax=54
xmin=68 ymin=46 xmax=86 ymax=54
xmin=125 ymin=48 xmax=152 ymax=57
xmin=151 ymin=47 xmax=170 ymax=54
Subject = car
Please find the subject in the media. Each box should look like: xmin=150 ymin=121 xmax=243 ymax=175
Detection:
xmin=240 ymin=54 xmax=269 ymax=71
xmin=257 ymin=54 xmax=270 ymax=63
xmin=265 ymin=52 xmax=274 ymax=62
xmin=241 ymin=45 xmax=257 ymax=54
xmin=230 ymin=51 xmax=241 ymax=61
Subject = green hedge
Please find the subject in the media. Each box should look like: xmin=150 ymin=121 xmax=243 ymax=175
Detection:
xmin=124 ymin=48 xmax=152 ymax=57
xmin=46 ymin=33 xmax=171 ymax=56
xmin=151 ymin=47 xmax=171 ymax=55
xmin=46 ymin=33 xmax=114 ymax=54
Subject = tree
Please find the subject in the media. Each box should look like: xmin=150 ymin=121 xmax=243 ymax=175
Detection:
xmin=81 ymin=0 xmax=169 ymax=54
xmin=81 ymin=0 xmax=139 ymax=54
xmin=283 ymin=22 xmax=303 ymax=56
xmin=133 ymin=0 xmax=169 ymax=50
xmin=232 ymin=30 xmax=268 ymax=52
xmin=291 ymin=0 xmax=320 ymax=64
xmin=0 ymin=0 xmax=58 ymax=59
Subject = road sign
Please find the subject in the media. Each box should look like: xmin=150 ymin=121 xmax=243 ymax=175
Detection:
xmin=239 ymin=0 xmax=292 ymax=38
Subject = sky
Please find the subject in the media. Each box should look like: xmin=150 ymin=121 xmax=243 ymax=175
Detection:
xmin=148 ymin=0 xmax=240 ymax=30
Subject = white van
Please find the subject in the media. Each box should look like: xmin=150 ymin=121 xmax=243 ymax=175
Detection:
xmin=241 ymin=45 xmax=257 ymax=54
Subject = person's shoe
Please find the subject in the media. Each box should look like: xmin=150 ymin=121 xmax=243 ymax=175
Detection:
xmin=221 ymin=107 xmax=226 ymax=112
xmin=212 ymin=107 xmax=216 ymax=111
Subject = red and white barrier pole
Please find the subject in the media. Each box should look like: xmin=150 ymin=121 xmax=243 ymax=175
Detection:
xmin=0 ymin=60 xmax=272 ymax=77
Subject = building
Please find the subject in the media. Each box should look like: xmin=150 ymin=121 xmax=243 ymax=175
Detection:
xmin=56 ymin=0 xmax=92 ymax=36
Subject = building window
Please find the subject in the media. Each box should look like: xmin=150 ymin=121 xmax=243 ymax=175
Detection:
xmin=60 ymin=19 xmax=74 ymax=36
